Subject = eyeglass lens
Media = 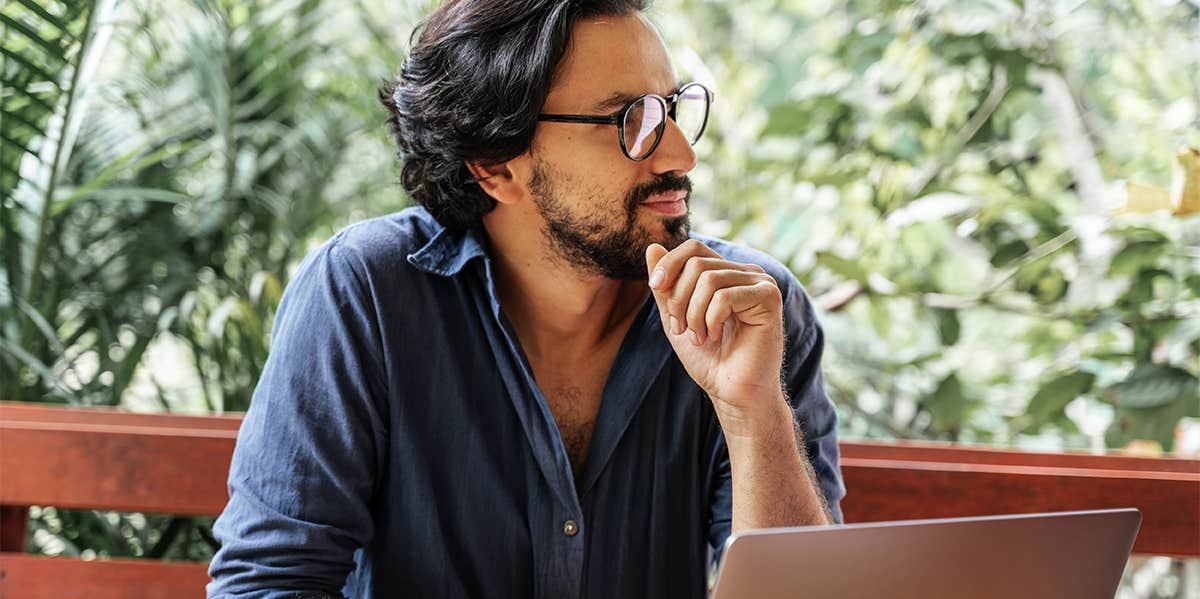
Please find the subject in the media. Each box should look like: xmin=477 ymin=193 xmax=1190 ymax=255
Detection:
xmin=673 ymin=86 xmax=709 ymax=145
xmin=622 ymin=86 xmax=709 ymax=160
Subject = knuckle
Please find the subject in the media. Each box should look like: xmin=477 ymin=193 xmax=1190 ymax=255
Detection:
xmin=759 ymin=280 xmax=783 ymax=303
xmin=711 ymin=287 xmax=729 ymax=306
xmin=699 ymin=293 xmax=721 ymax=325
xmin=707 ymin=294 xmax=726 ymax=323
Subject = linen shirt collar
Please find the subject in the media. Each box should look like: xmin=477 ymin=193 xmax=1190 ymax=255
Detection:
xmin=405 ymin=220 xmax=488 ymax=277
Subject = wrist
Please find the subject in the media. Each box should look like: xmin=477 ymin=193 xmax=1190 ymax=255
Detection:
xmin=712 ymin=390 xmax=792 ymax=441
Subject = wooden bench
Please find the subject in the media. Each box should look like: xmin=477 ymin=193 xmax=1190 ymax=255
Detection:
xmin=2 ymin=401 xmax=1198 ymax=598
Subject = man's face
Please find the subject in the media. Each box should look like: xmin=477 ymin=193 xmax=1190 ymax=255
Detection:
xmin=528 ymin=12 xmax=698 ymax=280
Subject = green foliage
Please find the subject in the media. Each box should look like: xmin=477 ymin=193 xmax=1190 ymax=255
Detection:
xmin=27 ymin=507 xmax=217 ymax=561
xmin=1 ymin=0 xmax=403 ymax=411
xmin=656 ymin=0 xmax=1200 ymax=448
xmin=2 ymin=0 xmax=404 ymax=561
xmin=1019 ymin=371 xmax=1095 ymax=434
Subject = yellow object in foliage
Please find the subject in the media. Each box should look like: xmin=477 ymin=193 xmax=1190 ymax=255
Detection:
xmin=1172 ymin=146 xmax=1200 ymax=215
xmin=1115 ymin=147 xmax=1200 ymax=216
xmin=1121 ymin=181 xmax=1172 ymax=213
xmin=1121 ymin=439 xmax=1165 ymax=458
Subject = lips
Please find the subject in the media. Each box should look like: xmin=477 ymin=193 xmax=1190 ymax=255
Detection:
xmin=639 ymin=190 xmax=688 ymax=216
xmin=640 ymin=190 xmax=688 ymax=205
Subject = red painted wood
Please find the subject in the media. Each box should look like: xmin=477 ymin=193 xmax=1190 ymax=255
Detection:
xmin=840 ymin=457 xmax=1200 ymax=557
xmin=0 ymin=554 xmax=209 ymax=598
xmin=840 ymin=440 xmax=1200 ymax=474
xmin=0 ymin=402 xmax=243 ymax=430
xmin=0 ymin=422 xmax=236 ymax=515
xmin=0 ymin=506 xmax=27 ymax=552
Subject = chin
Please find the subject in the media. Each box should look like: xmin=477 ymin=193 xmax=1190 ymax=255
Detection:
xmin=656 ymin=215 xmax=690 ymax=249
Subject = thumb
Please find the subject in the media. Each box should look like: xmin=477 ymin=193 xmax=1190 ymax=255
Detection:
xmin=645 ymin=243 xmax=670 ymax=317
xmin=645 ymin=243 xmax=669 ymax=289
xmin=645 ymin=243 xmax=668 ymax=276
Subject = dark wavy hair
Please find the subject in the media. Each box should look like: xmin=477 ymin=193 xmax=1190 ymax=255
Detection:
xmin=379 ymin=0 xmax=649 ymax=230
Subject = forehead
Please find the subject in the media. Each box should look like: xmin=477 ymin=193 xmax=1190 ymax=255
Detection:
xmin=544 ymin=12 xmax=679 ymax=112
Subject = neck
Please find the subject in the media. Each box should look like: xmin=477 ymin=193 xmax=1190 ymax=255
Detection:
xmin=482 ymin=220 xmax=647 ymax=364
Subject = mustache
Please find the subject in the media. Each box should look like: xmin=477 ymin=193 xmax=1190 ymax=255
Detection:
xmin=626 ymin=174 xmax=693 ymax=211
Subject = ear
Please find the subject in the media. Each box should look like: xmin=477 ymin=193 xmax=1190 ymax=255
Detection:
xmin=465 ymin=158 xmax=527 ymax=206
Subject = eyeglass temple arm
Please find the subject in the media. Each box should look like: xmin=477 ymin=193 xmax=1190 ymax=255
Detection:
xmin=536 ymin=114 xmax=621 ymax=124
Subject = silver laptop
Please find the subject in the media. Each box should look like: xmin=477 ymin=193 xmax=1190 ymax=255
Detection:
xmin=711 ymin=508 xmax=1141 ymax=599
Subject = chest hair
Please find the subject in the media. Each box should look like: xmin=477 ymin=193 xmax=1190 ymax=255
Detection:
xmin=543 ymin=383 xmax=602 ymax=478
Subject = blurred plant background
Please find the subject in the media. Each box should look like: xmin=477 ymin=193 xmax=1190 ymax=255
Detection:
xmin=2 ymin=0 xmax=1197 ymax=594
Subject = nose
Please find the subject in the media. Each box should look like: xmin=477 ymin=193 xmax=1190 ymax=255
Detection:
xmin=647 ymin=115 xmax=698 ymax=177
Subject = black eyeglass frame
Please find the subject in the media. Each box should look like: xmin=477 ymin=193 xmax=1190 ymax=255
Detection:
xmin=536 ymin=82 xmax=712 ymax=162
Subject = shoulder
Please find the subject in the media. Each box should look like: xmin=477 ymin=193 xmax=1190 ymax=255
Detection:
xmin=298 ymin=206 xmax=440 ymax=283
xmin=279 ymin=207 xmax=445 ymax=315
xmin=325 ymin=206 xmax=440 ymax=268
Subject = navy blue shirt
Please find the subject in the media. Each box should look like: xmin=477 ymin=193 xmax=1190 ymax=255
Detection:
xmin=208 ymin=207 xmax=844 ymax=599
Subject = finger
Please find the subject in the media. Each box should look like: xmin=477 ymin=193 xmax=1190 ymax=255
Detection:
xmin=646 ymin=239 xmax=721 ymax=292
xmin=684 ymin=270 xmax=771 ymax=344
xmin=705 ymin=280 xmax=783 ymax=344
xmin=672 ymin=258 xmax=763 ymax=343
xmin=669 ymin=258 xmax=730 ymax=337
xmin=668 ymin=257 xmax=739 ymax=315
xmin=671 ymin=258 xmax=767 ymax=340
xmin=645 ymin=243 xmax=672 ymax=331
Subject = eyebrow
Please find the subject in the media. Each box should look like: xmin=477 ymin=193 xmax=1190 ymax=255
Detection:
xmin=590 ymin=80 xmax=686 ymax=112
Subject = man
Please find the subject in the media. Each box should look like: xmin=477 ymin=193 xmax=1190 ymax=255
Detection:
xmin=207 ymin=0 xmax=844 ymax=597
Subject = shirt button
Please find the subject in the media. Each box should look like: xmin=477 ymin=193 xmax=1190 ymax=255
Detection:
xmin=562 ymin=519 xmax=580 ymax=536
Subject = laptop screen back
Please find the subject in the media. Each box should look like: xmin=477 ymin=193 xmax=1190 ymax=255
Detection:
xmin=711 ymin=508 xmax=1141 ymax=599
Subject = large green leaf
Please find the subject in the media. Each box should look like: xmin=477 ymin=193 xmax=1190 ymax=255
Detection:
xmin=934 ymin=308 xmax=961 ymax=346
xmin=1099 ymin=364 xmax=1199 ymax=410
xmin=1021 ymin=371 xmax=1096 ymax=433
xmin=1106 ymin=398 xmax=1196 ymax=453
xmin=1108 ymin=239 xmax=1168 ymax=278
xmin=0 ymin=0 xmax=95 ymax=201
xmin=816 ymin=251 xmax=870 ymax=283
xmin=921 ymin=373 xmax=977 ymax=436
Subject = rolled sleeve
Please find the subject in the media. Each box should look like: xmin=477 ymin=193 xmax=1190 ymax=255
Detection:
xmin=208 ymin=240 xmax=389 ymax=598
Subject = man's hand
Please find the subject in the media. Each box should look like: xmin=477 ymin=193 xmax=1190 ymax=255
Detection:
xmin=645 ymin=241 xmax=787 ymax=432
xmin=647 ymin=240 xmax=832 ymax=529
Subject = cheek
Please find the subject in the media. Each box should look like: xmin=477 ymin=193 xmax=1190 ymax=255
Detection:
xmin=552 ymin=151 xmax=638 ymax=194
xmin=533 ymin=130 xmax=646 ymax=203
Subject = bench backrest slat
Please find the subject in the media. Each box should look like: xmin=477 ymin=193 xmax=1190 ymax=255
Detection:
xmin=0 ymin=554 xmax=210 ymax=599
xmin=1 ymin=402 xmax=1198 ymax=558
xmin=0 ymin=420 xmax=236 ymax=515
xmin=0 ymin=402 xmax=243 ymax=430
xmin=840 ymin=439 xmax=1200 ymax=474
xmin=840 ymin=457 xmax=1200 ymax=557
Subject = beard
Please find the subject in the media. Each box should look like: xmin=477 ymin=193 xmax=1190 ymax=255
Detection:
xmin=528 ymin=160 xmax=692 ymax=280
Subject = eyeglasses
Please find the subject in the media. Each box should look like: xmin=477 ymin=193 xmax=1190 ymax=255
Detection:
xmin=537 ymin=82 xmax=712 ymax=161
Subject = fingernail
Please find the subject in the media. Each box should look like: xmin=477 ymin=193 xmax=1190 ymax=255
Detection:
xmin=688 ymin=329 xmax=701 ymax=346
xmin=649 ymin=268 xmax=664 ymax=289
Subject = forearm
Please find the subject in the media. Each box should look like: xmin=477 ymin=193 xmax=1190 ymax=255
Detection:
xmin=718 ymin=392 xmax=831 ymax=533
